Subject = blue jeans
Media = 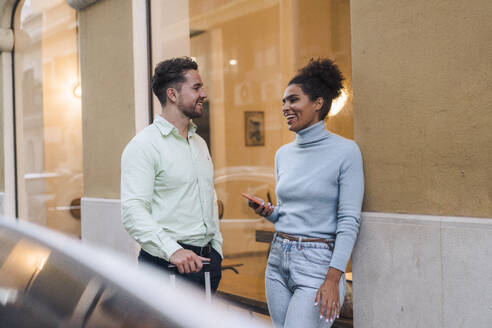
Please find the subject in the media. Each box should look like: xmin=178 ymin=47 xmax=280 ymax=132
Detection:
xmin=265 ymin=234 xmax=346 ymax=328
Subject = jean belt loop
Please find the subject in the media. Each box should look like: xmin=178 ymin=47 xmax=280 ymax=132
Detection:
xmin=298 ymin=237 xmax=303 ymax=250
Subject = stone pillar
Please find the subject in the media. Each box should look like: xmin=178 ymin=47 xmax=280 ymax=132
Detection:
xmin=76 ymin=0 xmax=148 ymax=257
xmin=351 ymin=0 xmax=492 ymax=326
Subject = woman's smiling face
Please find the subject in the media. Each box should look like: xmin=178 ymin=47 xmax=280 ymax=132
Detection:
xmin=282 ymin=84 xmax=322 ymax=132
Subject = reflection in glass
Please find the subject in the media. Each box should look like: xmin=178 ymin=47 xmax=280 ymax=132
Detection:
xmin=13 ymin=0 xmax=82 ymax=237
xmin=151 ymin=0 xmax=353 ymax=313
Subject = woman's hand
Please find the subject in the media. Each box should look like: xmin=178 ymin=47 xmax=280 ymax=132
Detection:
xmin=315 ymin=267 xmax=343 ymax=324
xmin=248 ymin=199 xmax=274 ymax=217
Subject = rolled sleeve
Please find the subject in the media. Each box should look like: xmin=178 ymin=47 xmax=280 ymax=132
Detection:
xmin=267 ymin=151 xmax=281 ymax=223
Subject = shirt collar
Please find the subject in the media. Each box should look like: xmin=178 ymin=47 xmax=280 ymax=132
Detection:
xmin=154 ymin=114 xmax=197 ymax=138
xmin=295 ymin=121 xmax=329 ymax=145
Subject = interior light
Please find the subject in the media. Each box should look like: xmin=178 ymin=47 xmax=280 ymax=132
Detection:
xmin=229 ymin=59 xmax=238 ymax=66
xmin=73 ymin=83 xmax=82 ymax=98
xmin=329 ymin=89 xmax=348 ymax=117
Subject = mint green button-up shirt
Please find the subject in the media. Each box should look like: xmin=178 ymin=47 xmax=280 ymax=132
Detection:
xmin=121 ymin=115 xmax=222 ymax=261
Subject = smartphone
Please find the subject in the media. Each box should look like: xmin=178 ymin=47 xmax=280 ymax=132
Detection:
xmin=241 ymin=193 xmax=264 ymax=209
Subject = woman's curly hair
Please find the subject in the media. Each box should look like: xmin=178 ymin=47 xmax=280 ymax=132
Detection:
xmin=289 ymin=58 xmax=344 ymax=120
xmin=151 ymin=57 xmax=198 ymax=107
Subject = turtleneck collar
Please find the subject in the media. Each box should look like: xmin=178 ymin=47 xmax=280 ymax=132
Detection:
xmin=295 ymin=121 xmax=329 ymax=145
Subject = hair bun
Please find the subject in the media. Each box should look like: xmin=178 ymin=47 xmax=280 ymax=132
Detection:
xmin=299 ymin=58 xmax=344 ymax=99
xmin=288 ymin=58 xmax=344 ymax=119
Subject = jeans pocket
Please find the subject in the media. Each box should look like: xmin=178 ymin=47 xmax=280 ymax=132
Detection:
xmin=300 ymin=247 xmax=332 ymax=265
xmin=267 ymin=242 xmax=282 ymax=267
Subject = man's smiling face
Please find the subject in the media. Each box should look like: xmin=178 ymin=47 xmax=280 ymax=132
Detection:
xmin=176 ymin=70 xmax=207 ymax=119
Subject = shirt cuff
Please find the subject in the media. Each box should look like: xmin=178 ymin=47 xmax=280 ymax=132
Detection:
xmin=329 ymin=255 xmax=348 ymax=273
xmin=266 ymin=206 xmax=280 ymax=223
xmin=160 ymin=239 xmax=183 ymax=261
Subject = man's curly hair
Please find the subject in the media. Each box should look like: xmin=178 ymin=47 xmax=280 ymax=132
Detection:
xmin=151 ymin=57 xmax=198 ymax=107
xmin=289 ymin=58 xmax=344 ymax=120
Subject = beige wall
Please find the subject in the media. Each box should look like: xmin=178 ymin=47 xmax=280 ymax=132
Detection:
xmin=79 ymin=0 xmax=136 ymax=198
xmin=352 ymin=0 xmax=492 ymax=218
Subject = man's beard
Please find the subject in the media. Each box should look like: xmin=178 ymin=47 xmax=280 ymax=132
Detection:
xmin=178 ymin=101 xmax=203 ymax=119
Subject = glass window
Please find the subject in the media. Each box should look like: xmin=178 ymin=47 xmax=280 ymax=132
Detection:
xmin=13 ymin=0 xmax=82 ymax=237
xmin=151 ymin=0 xmax=353 ymax=314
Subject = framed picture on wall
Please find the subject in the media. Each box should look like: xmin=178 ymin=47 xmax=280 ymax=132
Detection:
xmin=244 ymin=111 xmax=265 ymax=146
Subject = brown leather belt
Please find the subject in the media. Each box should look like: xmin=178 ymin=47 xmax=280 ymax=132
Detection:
xmin=276 ymin=232 xmax=335 ymax=246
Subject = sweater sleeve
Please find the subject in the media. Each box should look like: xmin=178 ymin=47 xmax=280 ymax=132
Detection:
xmin=266 ymin=150 xmax=280 ymax=223
xmin=329 ymin=142 xmax=365 ymax=272
xmin=266 ymin=206 xmax=280 ymax=223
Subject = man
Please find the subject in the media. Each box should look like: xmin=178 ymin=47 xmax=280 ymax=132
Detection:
xmin=121 ymin=57 xmax=222 ymax=291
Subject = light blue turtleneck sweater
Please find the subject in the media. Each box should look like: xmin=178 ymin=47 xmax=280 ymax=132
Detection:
xmin=267 ymin=121 xmax=364 ymax=272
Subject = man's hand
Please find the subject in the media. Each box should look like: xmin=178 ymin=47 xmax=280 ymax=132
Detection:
xmin=169 ymin=249 xmax=210 ymax=274
xmin=315 ymin=267 xmax=343 ymax=324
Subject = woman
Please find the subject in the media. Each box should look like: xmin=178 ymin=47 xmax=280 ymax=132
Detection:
xmin=250 ymin=58 xmax=364 ymax=327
